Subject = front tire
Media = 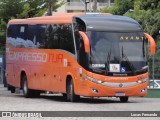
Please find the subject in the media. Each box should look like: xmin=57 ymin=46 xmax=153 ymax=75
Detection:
xmin=66 ymin=79 xmax=79 ymax=102
xmin=120 ymin=97 xmax=129 ymax=102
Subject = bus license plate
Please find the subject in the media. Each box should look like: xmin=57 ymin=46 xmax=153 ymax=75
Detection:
xmin=115 ymin=92 xmax=125 ymax=96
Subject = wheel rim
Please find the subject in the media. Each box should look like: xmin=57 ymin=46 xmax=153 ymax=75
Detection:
xmin=67 ymin=81 xmax=73 ymax=101
xmin=69 ymin=82 xmax=72 ymax=100
xmin=23 ymin=78 xmax=27 ymax=95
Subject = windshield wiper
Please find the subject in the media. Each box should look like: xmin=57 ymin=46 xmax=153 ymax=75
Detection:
xmin=105 ymin=48 xmax=111 ymax=75
xmin=121 ymin=46 xmax=136 ymax=75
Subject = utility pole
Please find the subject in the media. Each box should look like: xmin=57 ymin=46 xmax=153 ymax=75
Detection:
xmin=108 ymin=0 xmax=110 ymax=7
xmin=93 ymin=0 xmax=97 ymax=12
xmin=47 ymin=0 xmax=52 ymax=16
xmin=85 ymin=0 xmax=90 ymax=13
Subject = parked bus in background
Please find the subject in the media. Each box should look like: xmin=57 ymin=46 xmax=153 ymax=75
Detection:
xmin=6 ymin=13 xmax=156 ymax=102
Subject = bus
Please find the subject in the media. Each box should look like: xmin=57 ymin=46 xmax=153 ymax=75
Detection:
xmin=6 ymin=13 xmax=156 ymax=102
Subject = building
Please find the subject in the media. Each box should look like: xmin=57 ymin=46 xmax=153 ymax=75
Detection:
xmin=55 ymin=0 xmax=114 ymax=13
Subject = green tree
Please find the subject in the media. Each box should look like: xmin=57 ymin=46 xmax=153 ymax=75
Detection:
xmin=124 ymin=1 xmax=160 ymax=40
xmin=0 ymin=0 xmax=64 ymax=53
xmin=0 ymin=0 xmax=64 ymax=22
xmin=17 ymin=0 xmax=64 ymax=18
xmin=101 ymin=0 xmax=134 ymax=15
xmin=0 ymin=19 xmax=6 ymax=53
xmin=0 ymin=0 xmax=23 ymax=23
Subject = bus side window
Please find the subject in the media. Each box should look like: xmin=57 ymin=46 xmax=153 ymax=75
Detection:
xmin=73 ymin=18 xmax=88 ymax=69
xmin=27 ymin=24 xmax=43 ymax=48
xmin=41 ymin=24 xmax=75 ymax=53
xmin=7 ymin=25 xmax=21 ymax=48
xmin=16 ymin=24 xmax=28 ymax=48
xmin=73 ymin=18 xmax=86 ymax=51
xmin=37 ymin=24 xmax=47 ymax=48
xmin=75 ymin=31 xmax=81 ymax=51
xmin=60 ymin=24 xmax=75 ymax=54
xmin=75 ymin=31 xmax=88 ymax=69
xmin=41 ymin=24 xmax=59 ymax=49
xmin=26 ymin=25 xmax=36 ymax=48
xmin=7 ymin=25 xmax=19 ymax=48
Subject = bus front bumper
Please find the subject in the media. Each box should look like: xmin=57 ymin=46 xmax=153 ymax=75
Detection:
xmin=80 ymin=80 xmax=148 ymax=97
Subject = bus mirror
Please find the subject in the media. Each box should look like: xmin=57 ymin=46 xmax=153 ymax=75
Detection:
xmin=79 ymin=31 xmax=90 ymax=53
xmin=144 ymin=33 xmax=156 ymax=55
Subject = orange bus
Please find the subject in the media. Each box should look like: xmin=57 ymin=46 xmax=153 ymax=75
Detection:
xmin=6 ymin=13 xmax=156 ymax=102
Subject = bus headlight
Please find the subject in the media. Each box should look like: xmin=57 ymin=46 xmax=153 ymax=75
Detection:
xmin=137 ymin=78 xmax=148 ymax=84
xmin=86 ymin=76 xmax=102 ymax=84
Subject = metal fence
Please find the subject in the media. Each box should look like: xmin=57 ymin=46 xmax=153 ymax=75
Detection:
xmin=148 ymin=43 xmax=160 ymax=89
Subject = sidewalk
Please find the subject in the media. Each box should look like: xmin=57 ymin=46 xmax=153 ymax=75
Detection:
xmin=0 ymin=84 xmax=8 ymax=95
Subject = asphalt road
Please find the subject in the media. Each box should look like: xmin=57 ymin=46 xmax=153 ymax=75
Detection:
xmin=0 ymin=84 xmax=160 ymax=120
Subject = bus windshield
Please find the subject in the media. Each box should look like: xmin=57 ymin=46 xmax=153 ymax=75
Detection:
xmin=87 ymin=31 xmax=147 ymax=76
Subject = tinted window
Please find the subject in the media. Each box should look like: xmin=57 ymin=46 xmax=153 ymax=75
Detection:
xmin=42 ymin=24 xmax=59 ymax=49
xmin=60 ymin=24 xmax=75 ymax=53
xmin=73 ymin=18 xmax=88 ymax=69
xmin=73 ymin=18 xmax=86 ymax=32
xmin=16 ymin=25 xmax=28 ymax=48
xmin=7 ymin=25 xmax=20 ymax=39
xmin=41 ymin=24 xmax=75 ymax=53
xmin=73 ymin=18 xmax=86 ymax=52
xmin=27 ymin=24 xmax=46 ymax=48
xmin=7 ymin=24 xmax=35 ymax=48
xmin=7 ymin=24 xmax=75 ymax=53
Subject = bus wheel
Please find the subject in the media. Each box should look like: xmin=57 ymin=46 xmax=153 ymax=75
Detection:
xmin=62 ymin=93 xmax=67 ymax=98
xmin=22 ymin=75 xmax=32 ymax=98
xmin=8 ymin=85 xmax=15 ymax=93
xmin=7 ymin=85 xmax=11 ymax=91
xmin=10 ymin=87 xmax=15 ymax=93
xmin=66 ymin=79 xmax=79 ymax=102
xmin=33 ymin=91 xmax=41 ymax=98
xmin=120 ymin=97 xmax=129 ymax=102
